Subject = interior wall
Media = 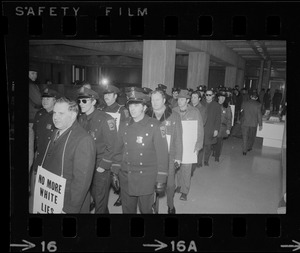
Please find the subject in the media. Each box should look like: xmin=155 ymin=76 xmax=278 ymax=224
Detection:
xmin=208 ymin=67 xmax=225 ymax=89
xmin=174 ymin=68 xmax=187 ymax=89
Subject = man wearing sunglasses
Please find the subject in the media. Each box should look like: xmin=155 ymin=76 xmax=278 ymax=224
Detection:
xmin=101 ymin=84 xmax=130 ymax=207
xmin=198 ymin=89 xmax=221 ymax=166
xmin=77 ymin=87 xmax=118 ymax=214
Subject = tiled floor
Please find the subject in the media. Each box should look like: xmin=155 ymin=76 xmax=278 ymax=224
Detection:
xmin=107 ymin=136 xmax=283 ymax=214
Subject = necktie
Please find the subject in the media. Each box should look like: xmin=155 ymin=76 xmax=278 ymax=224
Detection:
xmin=54 ymin=130 xmax=60 ymax=141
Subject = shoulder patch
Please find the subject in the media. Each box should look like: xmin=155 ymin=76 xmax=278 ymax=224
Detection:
xmin=160 ymin=126 xmax=166 ymax=138
xmin=123 ymin=109 xmax=129 ymax=118
xmin=107 ymin=119 xmax=116 ymax=131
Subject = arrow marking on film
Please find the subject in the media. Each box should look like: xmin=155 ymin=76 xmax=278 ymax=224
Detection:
xmin=143 ymin=239 xmax=168 ymax=251
xmin=10 ymin=239 xmax=36 ymax=251
xmin=281 ymin=240 xmax=300 ymax=252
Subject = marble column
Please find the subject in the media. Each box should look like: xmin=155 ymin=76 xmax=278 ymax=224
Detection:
xmin=142 ymin=40 xmax=176 ymax=94
xmin=224 ymin=66 xmax=237 ymax=88
xmin=186 ymin=52 xmax=210 ymax=90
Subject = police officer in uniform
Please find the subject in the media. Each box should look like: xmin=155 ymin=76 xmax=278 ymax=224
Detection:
xmin=29 ymin=88 xmax=60 ymax=212
xmin=101 ymin=84 xmax=130 ymax=207
xmin=102 ymin=84 xmax=130 ymax=124
xmin=111 ymin=89 xmax=169 ymax=214
xmin=77 ymin=87 xmax=118 ymax=213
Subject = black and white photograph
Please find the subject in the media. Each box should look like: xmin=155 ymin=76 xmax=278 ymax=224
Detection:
xmin=26 ymin=39 xmax=287 ymax=215
xmin=6 ymin=1 xmax=299 ymax=252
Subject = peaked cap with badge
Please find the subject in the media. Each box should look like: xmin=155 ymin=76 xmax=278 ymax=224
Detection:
xmin=102 ymin=84 xmax=120 ymax=94
xmin=42 ymin=88 xmax=61 ymax=99
xmin=77 ymin=87 xmax=99 ymax=100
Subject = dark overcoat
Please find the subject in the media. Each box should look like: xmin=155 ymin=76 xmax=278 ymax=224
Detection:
xmin=202 ymin=100 xmax=221 ymax=145
xmin=41 ymin=121 xmax=96 ymax=213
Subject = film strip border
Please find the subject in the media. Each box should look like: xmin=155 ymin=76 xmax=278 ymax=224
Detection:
xmin=5 ymin=1 xmax=300 ymax=252
xmin=3 ymin=14 xmax=283 ymax=38
xmin=2 ymin=2 xmax=296 ymax=39
xmin=16 ymin=215 xmax=294 ymax=252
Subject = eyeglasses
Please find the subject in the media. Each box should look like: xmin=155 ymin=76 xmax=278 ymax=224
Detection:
xmin=205 ymin=94 xmax=213 ymax=96
xmin=77 ymin=99 xmax=90 ymax=104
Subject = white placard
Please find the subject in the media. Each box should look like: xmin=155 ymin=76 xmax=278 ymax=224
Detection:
xmin=33 ymin=166 xmax=66 ymax=214
xmin=106 ymin=112 xmax=121 ymax=131
xmin=230 ymin=105 xmax=235 ymax=127
xmin=166 ymin=134 xmax=171 ymax=152
xmin=181 ymin=120 xmax=198 ymax=164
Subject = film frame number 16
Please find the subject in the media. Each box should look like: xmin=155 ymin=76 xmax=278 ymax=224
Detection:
xmin=41 ymin=241 xmax=57 ymax=252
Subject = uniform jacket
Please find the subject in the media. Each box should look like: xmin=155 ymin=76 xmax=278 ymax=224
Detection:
xmin=29 ymin=80 xmax=42 ymax=122
xmin=32 ymin=109 xmax=56 ymax=172
xmin=241 ymin=99 xmax=262 ymax=127
xmin=78 ymin=109 xmax=117 ymax=170
xmin=41 ymin=120 xmax=96 ymax=213
xmin=111 ymin=115 xmax=169 ymax=196
xmin=201 ymin=100 xmax=222 ymax=145
xmin=102 ymin=102 xmax=130 ymax=123
xmin=173 ymin=104 xmax=204 ymax=151
xmin=146 ymin=106 xmax=183 ymax=165
xmin=218 ymin=105 xmax=232 ymax=138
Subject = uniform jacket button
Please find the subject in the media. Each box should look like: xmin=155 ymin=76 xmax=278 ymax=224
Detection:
xmin=140 ymin=153 xmax=143 ymax=156
xmin=140 ymin=162 xmax=143 ymax=165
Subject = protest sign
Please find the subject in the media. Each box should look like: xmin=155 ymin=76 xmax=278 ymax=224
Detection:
xmin=33 ymin=166 xmax=66 ymax=214
xmin=181 ymin=120 xmax=198 ymax=164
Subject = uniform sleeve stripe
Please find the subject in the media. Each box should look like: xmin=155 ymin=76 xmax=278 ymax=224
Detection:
xmin=103 ymin=158 xmax=112 ymax=163
xmin=158 ymin=172 xmax=168 ymax=175
xmin=112 ymin=164 xmax=121 ymax=167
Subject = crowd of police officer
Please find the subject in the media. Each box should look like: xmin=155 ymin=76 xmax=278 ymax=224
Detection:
xmin=29 ymin=63 xmax=266 ymax=214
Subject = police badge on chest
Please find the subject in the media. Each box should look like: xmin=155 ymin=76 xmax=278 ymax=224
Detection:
xmin=136 ymin=136 xmax=143 ymax=143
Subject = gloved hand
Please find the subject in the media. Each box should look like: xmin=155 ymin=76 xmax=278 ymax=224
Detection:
xmin=111 ymin=172 xmax=120 ymax=192
xmin=154 ymin=182 xmax=166 ymax=194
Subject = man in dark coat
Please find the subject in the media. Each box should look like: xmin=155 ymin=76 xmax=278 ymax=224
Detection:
xmin=198 ymin=89 xmax=221 ymax=166
xmin=77 ymin=87 xmax=118 ymax=214
xmin=241 ymin=93 xmax=263 ymax=155
xmin=34 ymin=97 xmax=96 ymax=213
xmin=147 ymin=89 xmax=183 ymax=214
xmin=101 ymin=84 xmax=130 ymax=207
xmin=111 ymin=89 xmax=169 ymax=214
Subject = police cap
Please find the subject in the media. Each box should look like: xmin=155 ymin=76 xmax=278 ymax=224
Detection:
xmin=217 ymin=90 xmax=228 ymax=97
xmin=142 ymin=87 xmax=153 ymax=94
xmin=126 ymin=90 xmax=150 ymax=104
xmin=103 ymin=84 xmax=120 ymax=94
xmin=157 ymin=84 xmax=167 ymax=91
xmin=42 ymin=88 xmax=60 ymax=98
xmin=77 ymin=87 xmax=99 ymax=100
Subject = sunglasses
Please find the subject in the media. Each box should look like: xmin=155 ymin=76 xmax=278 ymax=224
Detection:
xmin=77 ymin=98 xmax=90 ymax=104
xmin=205 ymin=94 xmax=213 ymax=96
